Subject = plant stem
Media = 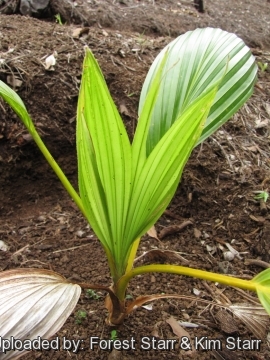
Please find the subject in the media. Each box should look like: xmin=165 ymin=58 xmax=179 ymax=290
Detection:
xmin=116 ymin=264 xmax=257 ymax=300
xmin=125 ymin=238 xmax=141 ymax=275
xmin=77 ymin=281 xmax=126 ymax=324
xmin=31 ymin=131 xmax=87 ymax=218
xmin=103 ymin=245 xmax=119 ymax=283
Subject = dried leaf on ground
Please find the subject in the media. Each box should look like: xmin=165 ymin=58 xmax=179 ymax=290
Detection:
xmin=119 ymin=104 xmax=130 ymax=117
xmin=166 ymin=316 xmax=195 ymax=355
xmin=229 ymin=304 xmax=269 ymax=339
xmin=72 ymin=27 xmax=89 ymax=38
xmin=147 ymin=225 xmax=159 ymax=240
xmin=194 ymin=228 xmax=202 ymax=238
xmin=166 ymin=316 xmax=191 ymax=338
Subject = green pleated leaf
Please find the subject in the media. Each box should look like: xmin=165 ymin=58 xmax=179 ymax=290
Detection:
xmin=77 ymin=111 xmax=110 ymax=246
xmin=138 ymin=28 xmax=257 ymax=154
xmin=124 ymin=85 xmax=219 ymax=253
xmin=131 ymin=50 xmax=169 ymax=182
xmin=251 ymin=269 xmax=270 ymax=316
xmin=76 ymin=48 xmax=132 ymax=276
xmin=0 ymin=80 xmax=35 ymax=135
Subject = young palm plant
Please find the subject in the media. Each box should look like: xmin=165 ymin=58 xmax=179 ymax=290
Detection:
xmin=1 ymin=28 xmax=270 ymax=359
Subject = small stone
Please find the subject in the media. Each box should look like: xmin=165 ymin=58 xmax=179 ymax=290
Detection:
xmin=37 ymin=215 xmax=46 ymax=222
xmin=76 ymin=230 xmax=85 ymax=238
xmin=223 ymin=251 xmax=235 ymax=261
xmin=218 ymin=261 xmax=233 ymax=274
xmin=183 ymin=312 xmax=190 ymax=320
xmin=0 ymin=240 xmax=9 ymax=251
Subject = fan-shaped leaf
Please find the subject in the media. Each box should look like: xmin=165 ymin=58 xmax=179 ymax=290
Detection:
xmin=229 ymin=304 xmax=269 ymax=339
xmin=0 ymin=268 xmax=81 ymax=360
xmin=139 ymin=28 xmax=257 ymax=154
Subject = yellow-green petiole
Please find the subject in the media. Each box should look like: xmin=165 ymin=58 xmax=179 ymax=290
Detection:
xmin=116 ymin=264 xmax=257 ymax=301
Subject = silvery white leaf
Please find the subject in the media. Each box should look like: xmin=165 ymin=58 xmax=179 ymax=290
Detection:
xmin=0 ymin=268 xmax=81 ymax=359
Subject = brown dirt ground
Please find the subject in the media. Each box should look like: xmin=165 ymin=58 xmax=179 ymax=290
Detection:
xmin=1 ymin=1 xmax=270 ymax=359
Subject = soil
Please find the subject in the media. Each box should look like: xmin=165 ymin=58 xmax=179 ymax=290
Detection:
xmin=1 ymin=1 xmax=270 ymax=359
